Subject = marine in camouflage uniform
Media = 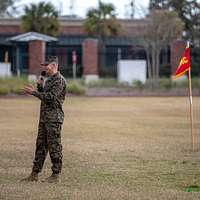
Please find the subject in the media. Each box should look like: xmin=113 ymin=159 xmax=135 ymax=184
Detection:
xmin=22 ymin=56 xmax=67 ymax=182
xmin=32 ymin=71 xmax=66 ymax=175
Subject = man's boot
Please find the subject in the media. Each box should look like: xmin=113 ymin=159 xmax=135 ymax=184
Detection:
xmin=43 ymin=173 xmax=60 ymax=183
xmin=20 ymin=171 xmax=39 ymax=182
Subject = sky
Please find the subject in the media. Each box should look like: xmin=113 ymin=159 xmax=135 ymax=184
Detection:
xmin=15 ymin=0 xmax=150 ymax=19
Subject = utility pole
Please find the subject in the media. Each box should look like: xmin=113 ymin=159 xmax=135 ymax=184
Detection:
xmin=69 ymin=0 xmax=75 ymax=16
xmin=98 ymin=0 xmax=101 ymax=16
xmin=58 ymin=1 xmax=63 ymax=16
xmin=130 ymin=0 xmax=135 ymax=19
xmin=98 ymin=0 xmax=101 ymax=25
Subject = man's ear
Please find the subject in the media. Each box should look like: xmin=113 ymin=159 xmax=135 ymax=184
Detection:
xmin=54 ymin=63 xmax=58 ymax=69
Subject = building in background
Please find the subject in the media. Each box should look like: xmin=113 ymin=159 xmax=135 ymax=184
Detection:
xmin=0 ymin=17 xmax=199 ymax=79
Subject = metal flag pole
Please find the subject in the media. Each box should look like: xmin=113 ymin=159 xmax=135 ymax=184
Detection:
xmin=187 ymin=41 xmax=194 ymax=151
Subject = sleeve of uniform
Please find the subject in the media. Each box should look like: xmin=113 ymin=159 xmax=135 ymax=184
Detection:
xmin=32 ymin=79 xmax=64 ymax=103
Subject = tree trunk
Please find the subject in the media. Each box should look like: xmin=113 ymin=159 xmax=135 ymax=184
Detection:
xmin=146 ymin=49 xmax=152 ymax=80
xmin=155 ymin=48 xmax=160 ymax=80
xmin=152 ymin=44 xmax=160 ymax=88
xmin=152 ymin=46 xmax=156 ymax=81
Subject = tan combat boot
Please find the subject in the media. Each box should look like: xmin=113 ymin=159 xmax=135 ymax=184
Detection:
xmin=43 ymin=173 xmax=60 ymax=183
xmin=20 ymin=171 xmax=39 ymax=182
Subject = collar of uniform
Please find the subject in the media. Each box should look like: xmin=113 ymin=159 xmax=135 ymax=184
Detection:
xmin=51 ymin=71 xmax=60 ymax=79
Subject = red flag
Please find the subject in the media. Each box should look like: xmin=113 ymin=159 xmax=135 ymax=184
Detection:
xmin=173 ymin=45 xmax=190 ymax=79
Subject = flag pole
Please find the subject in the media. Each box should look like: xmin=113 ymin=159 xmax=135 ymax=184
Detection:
xmin=187 ymin=41 xmax=194 ymax=151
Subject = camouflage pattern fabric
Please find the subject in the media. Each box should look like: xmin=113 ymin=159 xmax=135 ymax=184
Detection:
xmin=32 ymin=72 xmax=67 ymax=123
xmin=32 ymin=122 xmax=63 ymax=174
xmin=31 ymin=71 xmax=66 ymax=174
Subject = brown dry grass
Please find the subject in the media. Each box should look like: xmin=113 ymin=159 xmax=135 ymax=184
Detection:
xmin=0 ymin=97 xmax=200 ymax=200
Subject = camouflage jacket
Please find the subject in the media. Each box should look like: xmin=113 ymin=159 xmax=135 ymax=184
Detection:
xmin=32 ymin=72 xmax=67 ymax=123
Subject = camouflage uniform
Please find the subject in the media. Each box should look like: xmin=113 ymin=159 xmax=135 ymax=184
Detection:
xmin=31 ymin=72 xmax=66 ymax=174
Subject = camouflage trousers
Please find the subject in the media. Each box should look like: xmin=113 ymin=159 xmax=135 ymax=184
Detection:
xmin=32 ymin=122 xmax=63 ymax=174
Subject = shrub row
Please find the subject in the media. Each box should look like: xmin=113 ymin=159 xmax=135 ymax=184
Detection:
xmin=0 ymin=77 xmax=199 ymax=95
xmin=0 ymin=77 xmax=86 ymax=95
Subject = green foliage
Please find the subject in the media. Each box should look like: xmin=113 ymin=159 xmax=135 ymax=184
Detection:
xmin=186 ymin=185 xmax=200 ymax=192
xmin=0 ymin=76 xmax=29 ymax=95
xmin=191 ymin=78 xmax=200 ymax=88
xmin=87 ymin=78 xmax=130 ymax=88
xmin=134 ymin=78 xmax=200 ymax=90
xmin=0 ymin=86 xmax=10 ymax=95
xmin=0 ymin=77 xmax=199 ymax=95
xmin=87 ymin=78 xmax=117 ymax=88
xmin=172 ymin=78 xmax=188 ymax=88
xmin=159 ymin=78 xmax=200 ymax=89
xmin=158 ymin=78 xmax=172 ymax=89
xmin=21 ymin=1 xmax=60 ymax=36
xmin=67 ymin=81 xmax=85 ymax=95
xmin=132 ymin=80 xmax=144 ymax=89
xmin=84 ymin=2 xmax=121 ymax=38
xmin=86 ymin=78 xmax=200 ymax=90
xmin=77 ymin=79 xmax=86 ymax=86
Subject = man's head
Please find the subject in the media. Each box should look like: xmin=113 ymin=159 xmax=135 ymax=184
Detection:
xmin=42 ymin=56 xmax=59 ymax=76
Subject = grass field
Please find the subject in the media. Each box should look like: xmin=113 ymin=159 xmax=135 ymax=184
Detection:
xmin=0 ymin=97 xmax=200 ymax=200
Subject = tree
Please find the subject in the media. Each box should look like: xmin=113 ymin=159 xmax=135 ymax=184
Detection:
xmin=149 ymin=0 xmax=168 ymax=9
xmin=149 ymin=0 xmax=200 ymax=44
xmin=21 ymin=2 xmax=60 ymax=36
xmin=84 ymin=2 xmax=121 ymax=39
xmin=84 ymin=2 xmax=121 ymax=72
xmin=168 ymin=0 xmax=200 ymax=44
xmin=140 ymin=10 xmax=183 ymax=83
xmin=0 ymin=0 xmax=18 ymax=17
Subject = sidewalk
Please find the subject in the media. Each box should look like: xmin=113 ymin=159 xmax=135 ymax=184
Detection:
xmin=86 ymin=87 xmax=200 ymax=97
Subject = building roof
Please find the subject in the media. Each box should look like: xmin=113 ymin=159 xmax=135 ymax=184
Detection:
xmin=0 ymin=34 xmax=14 ymax=45
xmin=0 ymin=33 xmax=141 ymax=46
xmin=8 ymin=32 xmax=58 ymax=42
xmin=0 ymin=17 xmax=147 ymax=38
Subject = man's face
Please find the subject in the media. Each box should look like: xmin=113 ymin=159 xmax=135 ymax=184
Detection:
xmin=45 ymin=63 xmax=55 ymax=75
